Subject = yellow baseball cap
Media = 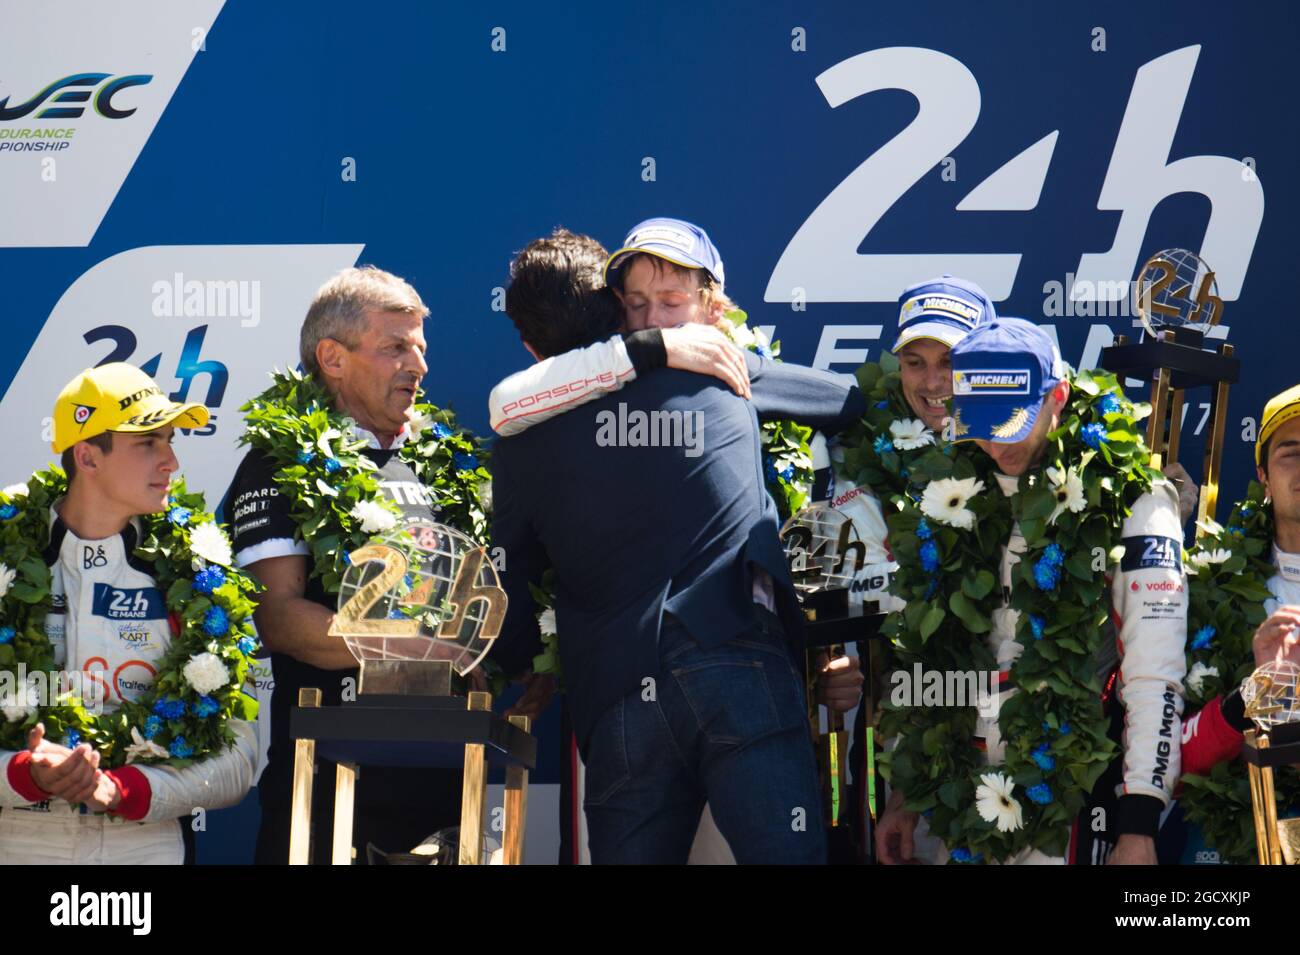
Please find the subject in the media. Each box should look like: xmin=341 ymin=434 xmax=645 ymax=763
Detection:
xmin=52 ymin=362 xmax=209 ymax=454
xmin=1257 ymin=383 xmax=1300 ymax=466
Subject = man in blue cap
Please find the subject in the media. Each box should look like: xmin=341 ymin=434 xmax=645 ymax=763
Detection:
xmin=891 ymin=317 xmax=1188 ymax=865
xmin=488 ymin=225 xmax=867 ymax=863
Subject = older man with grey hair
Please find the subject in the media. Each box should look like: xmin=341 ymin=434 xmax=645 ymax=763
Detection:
xmin=221 ymin=265 xmax=477 ymax=864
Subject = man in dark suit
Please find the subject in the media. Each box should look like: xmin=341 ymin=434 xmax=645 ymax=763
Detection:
xmin=489 ymin=228 xmax=864 ymax=863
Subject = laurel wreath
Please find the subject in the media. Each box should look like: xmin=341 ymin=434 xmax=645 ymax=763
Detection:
xmin=0 ymin=469 xmax=260 ymax=768
xmin=1178 ymin=486 xmax=1300 ymax=864
xmin=870 ymin=367 xmax=1159 ymax=862
xmin=719 ymin=309 xmax=813 ymax=521
xmin=238 ymin=369 xmax=490 ymax=595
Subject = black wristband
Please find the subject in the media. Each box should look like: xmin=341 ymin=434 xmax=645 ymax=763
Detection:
xmin=1114 ymin=793 xmax=1164 ymax=837
xmin=623 ymin=329 xmax=667 ymax=374
xmin=1221 ymin=687 xmax=1253 ymax=733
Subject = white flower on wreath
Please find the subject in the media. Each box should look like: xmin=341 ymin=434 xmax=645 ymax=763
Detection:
xmin=0 ymin=678 xmax=39 ymax=723
xmin=1 ymin=483 xmax=28 ymax=499
xmin=125 ymin=726 xmax=171 ymax=764
xmin=183 ymin=652 xmax=231 ymax=695
xmin=1196 ymin=517 xmax=1225 ymax=538
xmin=725 ymin=323 xmax=757 ymax=349
xmin=407 ymin=409 xmax=433 ymax=436
xmin=350 ymin=499 xmax=398 ymax=534
xmin=537 ymin=607 xmax=557 ymax=636
xmin=0 ymin=563 xmax=15 ymax=600
xmin=1046 ymin=466 xmax=1087 ymax=525
xmin=1186 ymin=661 xmax=1220 ymax=697
xmin=1188 ymin=548 xmax=1232 ymax=573
xmin=316 ymin=427 xmax=343 ymax=456
xmin=975 ymin=772 xmax=1024 ymax=833
xmin=920 ymin=477 xmax=985 ymax=531
xmin=889 ymin=418 xmax=935 ymax=451
xmin=189 ymin=522 xmax=233 ymax=567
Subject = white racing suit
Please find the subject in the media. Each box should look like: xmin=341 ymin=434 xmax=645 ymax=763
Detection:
xmin=0 ymin=513 xmax=256 ymax=864
xmin=970 ymin=473 xmax=1187 ymax=864
xmin=1180 ymin=546 xmax=1300 ymax=776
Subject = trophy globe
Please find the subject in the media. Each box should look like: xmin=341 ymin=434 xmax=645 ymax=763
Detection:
xmin=1132 ymin=248 xmax=1223 ymax=339
xmin=330 ymin=519 xmax=505 ymax=695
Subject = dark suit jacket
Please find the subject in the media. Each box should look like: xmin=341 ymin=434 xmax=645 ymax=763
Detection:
xmin=489 ymin=353 xmax=864 ymax=748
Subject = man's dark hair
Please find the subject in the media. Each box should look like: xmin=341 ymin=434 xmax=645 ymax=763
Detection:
xmin=505 ymin=228 xmax=623 ymax=359
xmin=61 ymin=432 xmax=114 ymax=480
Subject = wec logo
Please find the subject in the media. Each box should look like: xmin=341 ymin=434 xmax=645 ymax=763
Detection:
xmin=0 ymin=73 xmax=153 ymax=121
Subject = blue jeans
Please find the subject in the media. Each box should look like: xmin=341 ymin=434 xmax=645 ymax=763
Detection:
xmin=583 ymin=610 xmax=827 ymax=864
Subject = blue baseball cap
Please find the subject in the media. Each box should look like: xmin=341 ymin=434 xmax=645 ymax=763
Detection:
xmin=949 ymin=317 xmax=1065 ymax=443
xmin=892 ymin=275 xmax=996 ymax=353
xmin=604 ymin=217 xmax=725 ymax=291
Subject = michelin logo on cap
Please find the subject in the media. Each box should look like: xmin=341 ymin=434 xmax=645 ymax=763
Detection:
xmin=626 ymin=225 xmax=695 ymax=254
xmin=901 ymin=294 xmax=983 ymax=326
xmin=953 ymin=369 xmax=1032 ymax=396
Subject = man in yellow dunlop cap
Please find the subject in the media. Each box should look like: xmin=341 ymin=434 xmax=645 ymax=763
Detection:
xmin=1180 ymin=384 xmax=1300 ymax=777
xmin=0 ymin=362 xmax=258 ymax=864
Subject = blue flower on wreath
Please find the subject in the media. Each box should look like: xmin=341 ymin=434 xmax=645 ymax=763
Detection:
xmin=875 ymin=400 xmax=889 ymax=410
xmin=0 ymin=504 xmax=17 ymax=521
xmin=1029 ymin=615 xmax=1045 ymax=641
xmin=454 ymin=452 xmax=479 ymax=472
xmin=191 ymin=695 xmax=220 ymax=718
xmin=0 ymin=627 xmax=14 ymax=645
xmin=920 ymin=540 xmax=940 ymax=574
xmin=950 ymin=848 xmax=982 ymax=863
xmin=1026 ymin=783 xmax=1053 ymax=805
xmin=152 ymin=697 xmax=185 ymax=720
xmin=1033 ymin=557 xmax=1060 ymax=591
xmin=143 ymin=715 xmax=164 ymax=739
xmin=323 ymin=456 xmax=342 ymax=474
xmin=923 ymin=579 xmax=939 ymax=601
xmin=1080 ymin=423 xmax=1108 ymax=449
xmin=193 ymin=565 xmax=226 ymax=595
xmin=431 ymin=422 xmax=453 ymax=440
xmin=1043 ymin=542 xmax=1065 ymax=567
xmin=873 ymin=435 xmax=894 ymax=455
xmin=64 ymin=729 xmax=81 ymax=748
xmin=916 ymin=519 xmax=933 ymax=541
xmin=779 ymin=463 xmax=795 ymax=482
xmin=755 ymin=343 xmax=774 ymax=360
xmin=900 ymin=468 xmax=910 ymax=480
xmin=1191 ymin=625 xmax=1216 ymax=651
xmin=237 ymin=636 xmax=259 ymax=656
xmin=167 ymin=507 xmax=191 ymax=526
xmin=1059 ymin=722 xmax=1071 ymax=735
xmin=1098 ymin=393 xmax=1122 ymax=417
xmin=1240 ymin=506 xmax=1254 ymax=519
xmin=296 ymin=450 xmax=315 ymax=465
xmin=203 ymin=605 xmax=230 ymax=637
xmin=1031 ymin=743 xmax=1055 ymax=771
xmin=342 ymin=551 xmax=352 ymax=566
xmin=1229 ymin=525 xmax=1245 ymax=537
xmin=169 ymin=737 xmax=194 ymax=759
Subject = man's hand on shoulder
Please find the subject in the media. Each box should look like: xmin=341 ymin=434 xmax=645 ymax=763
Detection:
xmin=661 ymin=323 xmax=751 ymax=399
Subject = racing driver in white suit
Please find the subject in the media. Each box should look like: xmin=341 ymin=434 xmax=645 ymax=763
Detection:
xmin=0 ymin=363 xmax=256 ymax=864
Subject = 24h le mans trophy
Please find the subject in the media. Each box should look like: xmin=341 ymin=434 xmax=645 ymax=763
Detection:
xmin=781 ymin=504 xmax=887 ymax=863
xmin=1240 ymin=660 xmax=1300 ymax=864
xmin=1100 ymin=249 xmax=1240 ymax=530
xmin=288 ymin=520 xmax=535 ymax=865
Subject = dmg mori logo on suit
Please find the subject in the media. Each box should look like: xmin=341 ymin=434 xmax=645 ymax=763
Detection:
xmin=0 ymin=73 xmax=153 ymax=121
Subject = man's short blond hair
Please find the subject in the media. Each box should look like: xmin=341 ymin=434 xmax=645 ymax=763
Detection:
xmin=299 ymin=265 xmax=430 ymax=377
